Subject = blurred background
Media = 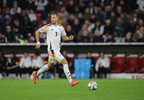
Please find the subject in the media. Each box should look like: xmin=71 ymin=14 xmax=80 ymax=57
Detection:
xmin=0 ymin=0 xmax=144 ymax=79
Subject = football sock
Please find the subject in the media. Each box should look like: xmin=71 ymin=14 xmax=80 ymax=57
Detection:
xmin=36 ymin=64 xmax=49 ymax=76
xmin=63 ymin=64 xmax=72 ymax=83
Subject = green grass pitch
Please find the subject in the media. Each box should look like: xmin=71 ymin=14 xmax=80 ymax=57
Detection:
xmin=0 ymin=79 xmax=144 ymax=100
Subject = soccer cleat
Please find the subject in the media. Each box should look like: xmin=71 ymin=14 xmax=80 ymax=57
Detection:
xmin=33 ymin=72 xmax=37 ymax=84
xmin=70 ymin=81 xmax=79 ymax=87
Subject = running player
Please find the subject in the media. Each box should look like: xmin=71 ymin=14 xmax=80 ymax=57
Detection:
xmin=33 ymin=13 xmax=79 ymax=87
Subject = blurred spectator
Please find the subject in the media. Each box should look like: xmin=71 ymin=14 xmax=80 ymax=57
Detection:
xmin=114 ymin=17 xmax=125 ymax=37
xmin=79 ymin=0 xmax=86 ymax=14
xmin=105 ymin=0 xmax=111 ymax=6
xmin=115 ymin=6 xmax=122 ymax=17
xmin=61 ymin=18 xmax=68 ymax=28
xmin=103 ymin=5 xmax=111 ymax=21
xmin=77 ymin=13 xmax=85 ymax=26
xmin=0 ymin=13 xmax=2 ymax=26
xmin=137 ymin=33 xmax=144 ymax=42
xmin=58 ymin=50 xmax=72 ymax=78
xmin=88 ymin=20 xmax=104 ymax=35
xmin=28 ymin=0 xmax=36 ymax=11
xmin=109 ymin=11 xmax=117 ymax=27
xmin=93 ymin=0 xmax=100 ymax=7
xmin=125 ymin=32 xmax=134 ymax=42
xmin=34 ymin=0 xmax=48 ymax=20
xmin=84 ymin=20 xmax=91 ymax=27
xmin=6 ymin=52 xmax=19 ymax=78
xmin=110 ymin=0 xmax=116 ymax=11
xmin=67 ymin=14 xmax=74 ymax=27
xmin=137 ymin=0 xmax=144 ymax=12
xmin=72 ymin=18 xmax=81 ymax=35
xmin=89 ymin=1 xmax=94 ymax=14
xmin=0 ymin=49 xmax=7 ymax=75
xmin=127 ymin=0 xmax=138 ymax=11
xmin=106 ymin=34 xmax=116 ymax=42
xmin=17 ymin=0 xmax=27 ymax=11
xmin=92 ymin=30 xmax=104 ymax=42
xmin=74 ymin=6 xmax=80 ymax=17
xmin=95 ymin=52 xmax=110 ymax=79
xmin=65 ymin=25 xmax=76 ymax=42
xmin=79 ymin=30 xmax=91 ymax=42
xmin=120 ymin=13 xmax=129 ymax=25
xmin=23 ymin=14 xmax=33 ymax=39
xmin=15 ymin=34 xmax=25 ymax=44
xmin=59 ymin=7 xmax=69 ymax=20
xmin=12 ymin=19 xmax=24 ymax=36
xmin=125 ymin=17 xmax=137 ymax=36
xmin=19 ymin=52 xmax=32 ymax=78
xmin=94 ymin=6 xmax=103 ymax=24
xmin=26 ymin=9 xmax=36 ymax=24
xmin=89 ymin=14 xmax=97 ymax=24
xmin=132 ymin=12 xmax=141 ymax=24
xmin=11 ymin=8 xmax=24 ymax=24
xmin=0 ymin=32 xmax=7 ymax=43
xmin=32 ymin=52 xmax=44 ymax=72
xmin=0 ymin=1 xmax=7 ymax=13
xmin=103 ymin=19 xmax=113 ymax=37
xmin=138 ymin=10 xmax=144 ymax=22
xmin=57 ymin=14 xmax=62 ymax=25
xmin=1 ymin=8 xmax=13 ymax=23
xmin=6 ymin=0 xmax=14 ymax=9
xmin=133 ymin=28 xmax=144 ymax=42
xmin=98 ymin=1 xmax=106 ymax=15
xmin=1 ymin=20 xmax=10 ymax=33
xmin=10 ymin=1 xmax=21 ymax=14
xmin=66 ymin=0 xmax=75 ymax=14
xmin=4 ymin=14 xmax=11 ymax=23
xmin=119 ymin=0 xmax=131 ymax=14
xmin=86 ymin=51 xmax=96 ymax=78
xmin=78 ymin=24 xmax=91 ymax=38
xmin=83 ymin=8 xmax=91 ymax=20
xmin=83 ymin=0 xmax=93 ymax=8
xmin=135 ymin=19 xmax=144 ymax=32
xmin=4 ymin=26 xmax=15 ymax=43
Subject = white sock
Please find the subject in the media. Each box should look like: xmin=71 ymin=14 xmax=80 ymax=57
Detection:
xmin=63 ymin=64 xmax=73 ymax=83
xmin=36 ymin=64 xmax=49 ymax=76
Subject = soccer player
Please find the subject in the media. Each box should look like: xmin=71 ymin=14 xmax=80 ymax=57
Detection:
xmin=32 ymin=13 xmax=79 ymax=87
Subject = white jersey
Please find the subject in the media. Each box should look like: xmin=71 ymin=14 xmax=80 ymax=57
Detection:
xmin=39 ymin=23 xmax=66 ymax=51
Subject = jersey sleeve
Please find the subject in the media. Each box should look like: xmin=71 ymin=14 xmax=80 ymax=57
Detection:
xmin=61 ymin=25 xmax=66 ymax=36
xmin=39 ymin=25 xmax=49 ymax=33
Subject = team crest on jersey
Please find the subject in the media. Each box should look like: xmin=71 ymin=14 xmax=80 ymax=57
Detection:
xmin=51 ymin=29 xmax=54 ymax=31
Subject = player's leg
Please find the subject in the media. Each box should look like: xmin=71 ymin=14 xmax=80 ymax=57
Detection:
xmin=36 ymin=61 xmax=54 ymax=76
xmin=33 ymin=61 xmax=55 ymax=84
xmin=60 ymin=58 xmax=79 ymax=87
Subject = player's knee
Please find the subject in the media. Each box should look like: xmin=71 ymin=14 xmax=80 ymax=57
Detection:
xmin=61 ymin=58 xmax=68 ymax=65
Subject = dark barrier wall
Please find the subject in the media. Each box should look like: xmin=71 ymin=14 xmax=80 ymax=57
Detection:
xmin=0 ymin=43 xmax=144 ymax=54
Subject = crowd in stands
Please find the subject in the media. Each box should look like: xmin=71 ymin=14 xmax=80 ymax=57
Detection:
xmin=0 ymin=0 xmax=144 ymax=43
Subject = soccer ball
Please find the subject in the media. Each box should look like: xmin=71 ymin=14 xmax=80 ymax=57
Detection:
xmin=88 ymin=81 xmax=97 ymax=90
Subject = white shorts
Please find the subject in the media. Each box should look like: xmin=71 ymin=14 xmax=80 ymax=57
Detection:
xmin=48 ymin=50 xmax=64 ymax=64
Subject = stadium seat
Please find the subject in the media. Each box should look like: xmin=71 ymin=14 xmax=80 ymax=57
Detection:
xmin=111 ymin=54 xmax=126 ymax=73
xmin=35 ymin=14 xmax=42 ymax=25
xmin=123 ymin=54 xmax=140 ymax=73
xmin=137 ymin=56 xmax=144 ymax=73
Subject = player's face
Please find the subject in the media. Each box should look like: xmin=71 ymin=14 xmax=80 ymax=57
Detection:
xmin=51 ymin=15 xmax=58 ymax=24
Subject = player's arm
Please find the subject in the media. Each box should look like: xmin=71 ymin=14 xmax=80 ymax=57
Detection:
xmin=35 ymin=25 xmax=48 ymax=49
xmin=35 ymin=30 xmax=41 ymax=49
xmin=62 ymin=35 xmax=74 ymax=41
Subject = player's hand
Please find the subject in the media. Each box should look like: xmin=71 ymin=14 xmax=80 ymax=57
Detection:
xmin=35 ymin=44 xmax=40 ymax=50
xmin=69 ymin=35 xmax=74 ymax=40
